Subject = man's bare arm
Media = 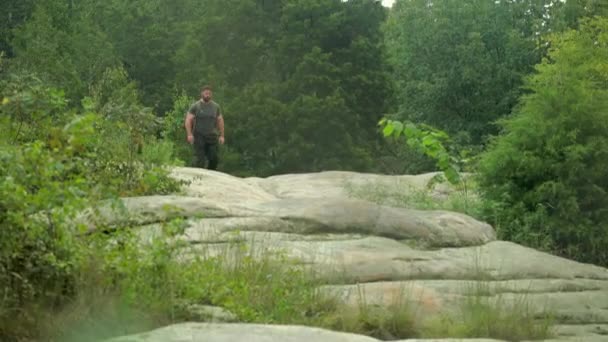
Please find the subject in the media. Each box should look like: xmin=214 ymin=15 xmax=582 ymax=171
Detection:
xmin=217 ymin=115 xmax=224 ymax=138
xmin=185 ymin=112 xmax=195 ymax=136
xmin=185 ymin=112 xmax=195 ymax=144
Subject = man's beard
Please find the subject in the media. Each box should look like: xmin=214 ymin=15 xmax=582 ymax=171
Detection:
xmin=202 ymin=96 xmax=211 ymax=102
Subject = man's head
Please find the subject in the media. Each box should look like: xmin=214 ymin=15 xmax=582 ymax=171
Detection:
xmin=201 ymin=85 xmax=212 ymax=102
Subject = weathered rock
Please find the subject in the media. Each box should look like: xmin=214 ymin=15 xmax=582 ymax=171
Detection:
xmin=102 ymin=322 xmax=514 ymax=342
xmin=172 ymin=230 xmax=608 ymax=334
xmin=244 ymin=170 xmax=449 ymax=201
xmin=89 ymin=168 xmax=494 ymax=247
xmin=394 ymin=340 xmax=504 ymax=342
xmin=103 ymin=167 xmax=608 ymax=341
xmin=102 ymin=322 xmax=381 ymax=342
xmin=178 ymin=304 xmax=237 ymax=323
xmin=552 ymin=324 xmax=608 ymax=340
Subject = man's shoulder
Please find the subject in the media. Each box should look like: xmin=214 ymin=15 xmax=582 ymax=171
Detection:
xmin=189 ymin=100 xmax=201 ymax=111
xmin=210 ymin=100 xmax=222 ymax=113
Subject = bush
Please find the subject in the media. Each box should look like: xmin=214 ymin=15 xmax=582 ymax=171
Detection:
xmin=161 ymin=93 xmax=195 ymax=167
xmin=0 ymin=71 xmax=184 ymax=340
xmin=0 ymin=114 xmax=100 ymax=340
xmin=476 ymin=17 xmax=608 ymax=265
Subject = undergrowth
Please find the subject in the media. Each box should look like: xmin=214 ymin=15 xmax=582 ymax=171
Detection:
xmin=422 ymin=280 xmax=555 ymax=341
xmin=344 ymin=174 xmax=484 ymax=219
xmin=40 ymin=223 xmax=554 ymax=342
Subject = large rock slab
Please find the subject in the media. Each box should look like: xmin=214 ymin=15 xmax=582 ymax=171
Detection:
xmin=113 ymin=168 xmax=608 ymax=341
xmin=101 ymin=322 xmax=606 ymax=342
xmin=173 ymin=230 xmax=608 ymax=333
xmin=89 ymin=168 xmax=495 ymax=247
xmin=102 ymin=322 xmax=506 ymax=342
xmin=102 ymin=322 xmax=381 ymax=342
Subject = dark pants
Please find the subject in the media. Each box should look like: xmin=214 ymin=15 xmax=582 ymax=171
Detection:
xmin=194 ymin=137 xmax=219 ymax=170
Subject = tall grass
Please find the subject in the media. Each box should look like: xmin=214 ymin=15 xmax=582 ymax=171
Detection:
xmin=321 ymin=283 xmax=419 ymax=340
xmin=344 ymin=175 xmax=484 ymax=219
xmin=422 ymin=280 xmax=555 ymax=341
xmin=25 ymin=219 xmax=555 ymax=342
xmin=29 ymin=222 xmax=340 ymax=342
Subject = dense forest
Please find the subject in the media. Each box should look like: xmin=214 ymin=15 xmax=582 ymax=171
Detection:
xmin=1 ymin=0 xmax=607 ymax=340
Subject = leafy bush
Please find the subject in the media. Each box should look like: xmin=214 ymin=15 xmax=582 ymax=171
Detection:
xmin=161 ymin=93 xmax=195 ymax=167
xmin=476 ymin=17 xmax=608 ymax=265
xmin=0 ymin=71 xmax=69 ymax=144
xmin=379 ymin=118 xmax=475 ymax=185
xmin=0 ymin=114 xmax=100 ymax=340
xmin=0 ymin=69 xmax=184 ymax=340
xmin=78 ymin=67 xmax=183 ymax=196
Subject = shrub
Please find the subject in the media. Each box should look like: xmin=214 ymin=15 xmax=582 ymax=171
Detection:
xmin=161 ymin=93 xmax=196 ymax=166
xmin=0 ymin=73 xmax=183 ymax=340
xmin=0 ymin=114 xmax=100 ymax=340
xmin=476 ymin=17 xmax=608 ymax=265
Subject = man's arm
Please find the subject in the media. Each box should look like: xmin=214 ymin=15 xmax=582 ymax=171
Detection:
xmin=217 ymin=114 xmax=225 ymax=144
xmin=185 ymin=112 xmax=195 ymax=143
xmin=217 ymin=114 xmax=224 ymax=137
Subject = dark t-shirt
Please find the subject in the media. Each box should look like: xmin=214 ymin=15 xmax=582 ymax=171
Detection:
xmin=188 ymin=100 xmax=221 ymax=139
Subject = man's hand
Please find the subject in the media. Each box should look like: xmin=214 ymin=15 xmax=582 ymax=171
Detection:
xmin=219 ymin=136 xmax=225 ymax=144
xmin=187 ymin=134 xmax=194 ymax=144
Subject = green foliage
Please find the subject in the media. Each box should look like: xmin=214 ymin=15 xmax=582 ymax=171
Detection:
xmin=20 ymin=223 xmax=555 ymax=342
xmin=175 ymin=245 xmax=333 ymax=325
xmin=3 ymin=0 xmax=395 ymax=176
xmin=83 ymin=66 xmax=181 ymax=196
xmin=36 ymin=226 xmax=337 ymax=341
xmin=383 ymin=0 xmax=523 ymax=144
xmin=140 ymin=137 xmax=183 ymax=167
xmin=164 ymin=0 xmax=391 ymax=175
xmin=0 ymin=114 xmax=100 ymax=340
xmin=160 ymin=93 xmax=195 ymax=167
xmin=379 ymin=118 xmax=461 ymax=184
xmin=382 ymin=0 xmax=601 ymax=147
xmin=424 ymin=281 xmax=554 ymax=340
xmin=0 ymin=0 xmax=37 ymax=56
xmin=0 ymin=72 xmax=69 ymax=143
xmin=3 ymin=1 xmax=605 ymax=340
xmin=476 ymin=17 xmax=608 ymax=265
xmin=8 ymin=2 xmax=119 ymax=103
xmin=0 ymin=69 xmax=183 ymax=340
xmin=324 ymin=284 xmax=418 ymax=340
xmin=277 ymin=91 xmax=371 ymax=173
xmin=218 ymin=82 xmax=287 ymax=176
xmin=345 ymin=177 xmax=484 ymax=220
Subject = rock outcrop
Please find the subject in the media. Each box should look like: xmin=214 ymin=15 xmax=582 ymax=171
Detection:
xmin=100 ymin=167 xmax=608 ymax=341
xmin=103 ymin=322 xmax=509 ymax=342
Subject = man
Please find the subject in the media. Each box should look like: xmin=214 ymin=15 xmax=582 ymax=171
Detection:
xmin=184 ymin=85 xmax=225 ymax=170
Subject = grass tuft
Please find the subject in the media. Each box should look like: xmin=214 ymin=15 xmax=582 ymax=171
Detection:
xmin=344 ymin=175 xmax=484 ymax=219
xmin=10 ymin=220 xmax=556 ymax=342
xmin=321 ymin=283 xmax=419 ymax=340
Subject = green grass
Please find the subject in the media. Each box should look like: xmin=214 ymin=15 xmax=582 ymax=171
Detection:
xmin=344 ymin=174 xmax=485 ymax=219
xmin=318 ymin=277 xmax=554 ymax=341
xmin=12 ymin=220 xmax=555 ymax=342
xmin=422 ymin=280 xmax=555 ymax=341
xmin=320 ymin=283 xmax=419 ymax=340
xmin=38 ymin=230 xmax=337 ymax=342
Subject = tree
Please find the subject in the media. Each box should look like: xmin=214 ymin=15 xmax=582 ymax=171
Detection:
xmin=0 ymin=0 xmax=37 ymax=57
xmin=476 ymin=17 xmax=608 ymax=266
xmin=8 ymin=2 xmax=119 ymax=104
xmin=384 ymin=0 xmax=556 ymax=146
